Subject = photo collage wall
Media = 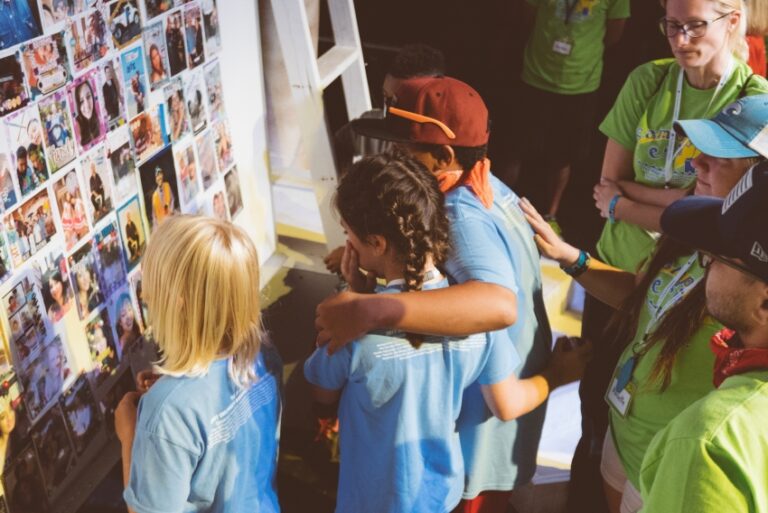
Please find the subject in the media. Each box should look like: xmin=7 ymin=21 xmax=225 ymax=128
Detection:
xmin=0 ymin=1 xmax=243 ymax=511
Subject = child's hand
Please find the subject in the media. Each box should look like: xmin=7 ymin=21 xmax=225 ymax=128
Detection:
xmin=341 ymin=242 xmax=377 ymax=293
xmin=115 ymin=391 xmax=141 ymax=447
xmin=543 ymin=336 xmax=593 ymax=390
xmin=519 ymin=197 xmax=580 ymax=266
xmin=135 ymin=370 xmax=161 ymax=394
xmin=324 ymin=246 xmax=345 ymax=274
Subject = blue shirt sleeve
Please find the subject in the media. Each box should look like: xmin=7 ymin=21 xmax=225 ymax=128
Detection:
xmin=476 ymin=331 xmax=520 ymax=385
xmin=303 ymin=345 xmax=353 ymax=390
xmin=444 ymin=205 xmax=519 ymax=295
xmin=124 ymin=428 xmax=200 ymax=513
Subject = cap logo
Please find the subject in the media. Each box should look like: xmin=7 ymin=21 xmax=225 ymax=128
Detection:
xmin=722 ymin=167 xmax=754 ymax=213
xmin=751 ymin=242 xmax=768 ymax=263
xmin=723 ymin=100 xmax=743 ymax=117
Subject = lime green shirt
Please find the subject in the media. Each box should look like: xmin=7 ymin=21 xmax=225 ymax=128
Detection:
xmin=522 ymin=0 xmax=630 ymax=95
xmin=640 ymin=371 xmax=768 ymax=513
xmin=597 ymin=58 xmax=768 ymax=272
xmin=608 ymin=253 xmax=722 ymax=488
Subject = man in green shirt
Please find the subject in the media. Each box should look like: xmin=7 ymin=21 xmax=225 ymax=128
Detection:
xmin=511 ymin=0 xmax=629 ymax=230
xmin=643 ymin=160 xmax=768 ymax=512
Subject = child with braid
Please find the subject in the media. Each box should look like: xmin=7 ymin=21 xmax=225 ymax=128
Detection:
xmin=304 ymin=153 xmax=588 ymax=513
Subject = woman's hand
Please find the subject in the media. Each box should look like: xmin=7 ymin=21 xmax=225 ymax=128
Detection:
xmin=519 ymin=198 xmax=580 ymax=266
xmin=594 ymin=178 xmax=622 ymax=218
xmin=341 ymin=242 xmax=377 ymax=293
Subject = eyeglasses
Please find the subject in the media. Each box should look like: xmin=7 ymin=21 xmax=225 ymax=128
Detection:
xmin=698 ymin=251 xmax=765 ymax=283
xmin=659 ymin=11 xmax=733 ymax=38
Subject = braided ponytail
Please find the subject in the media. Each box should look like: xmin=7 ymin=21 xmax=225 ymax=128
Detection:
xmin=335 ymin=152 xmax=451 ymax=348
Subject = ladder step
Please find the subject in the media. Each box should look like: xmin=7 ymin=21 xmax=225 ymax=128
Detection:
xmin=317 ymin=45 xmax=360 ymax=89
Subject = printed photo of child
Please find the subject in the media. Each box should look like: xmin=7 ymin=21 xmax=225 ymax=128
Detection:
xmin=21 ymin=32 xmax=70 ymax=98
xmin=106 ymin=126 xmax=138 ymax=204
xmin=120 ymin=45 xmax=147 ymax=119
xmin=68 ymin=239 xmax=104 ymax=320
xmin=173 ymin=142 xmax=199 ymax=211
xmin=139 ymin=146 xmax=179 ymax=230
xmin=36 ymin=251 xmax=73 ymax=324
xmin=4 ymin=189 xmax=57 ymax=267
xmin=81 ymin=146 xmax=115 ymax=224
xmin=129 ymin=105 xmax=167 ymax=164
xmin=213 ymin=120 xmax=233 ymax=172
xmin=52 ymin=170 xmax=90 ymax=251
xmin=67 ymin=69 xmax=107 ymax=153
xmin=195 ymin=129 xmax=217 ymax=190
xmin=117 ymin=196 xmax=146 ymax=271
xmin=38 ymin=90 xmax=76 ymax=173
xmin=4 ymin=106 xmax=49 ymax=198
xmin=164 ymin=77 xmax=189 ymax=143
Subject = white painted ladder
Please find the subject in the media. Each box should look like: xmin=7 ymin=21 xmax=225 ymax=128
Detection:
xmin=267 ymin=0 xmax=372 ymax=249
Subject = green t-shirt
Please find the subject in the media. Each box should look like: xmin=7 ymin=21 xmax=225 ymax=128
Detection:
xmin=597 ymin=58 xmax=768 ymax=272
xmin=640 ymin=371 xmax=768 ymax=513
xmin=608 ymin=253 xmax=722 ymax=488
xmin=521 ymin=0 xmax=630 ymax=95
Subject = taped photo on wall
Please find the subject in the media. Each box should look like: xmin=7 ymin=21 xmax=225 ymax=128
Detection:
xmin=38 ymin=90 xmax=76 ymax=173
xmin=21 ymin=32 xmax=71 ymax=99
xmin=68 ymin=238 xmax=105 ymax=320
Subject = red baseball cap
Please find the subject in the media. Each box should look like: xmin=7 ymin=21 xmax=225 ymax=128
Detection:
xmin=351 ymin=76 xmax=490 ymax=147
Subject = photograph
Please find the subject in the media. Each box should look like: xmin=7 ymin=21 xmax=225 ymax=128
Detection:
xmin=184 ymin=3 xmax=205 ymax=69
xmin=205 ymin=182 xmax=228 ymax=222
xmin=108 ymin=0 xmax=141 ymax=49
xmin=3 ymin=443 xmax=47 ymax=513
xmin=201 ymin=0 xmax=221 ymax=58
xmin=144 ymin=21 xmax=170 ymax=90
xmin=204 ymin=60 xmax=225 ymax=123
xmin=66 ymin=8 xmax=110 ymax=73
xmin=0 ymin=390 xmax=33 ymax=476
xmin=81 ymin=145 xmax=115 ymax=224
xmin=164 ymin=9 xmax=187 ymax=77
xmin=8 ymin=300 xmax=46 ymax=367
xmin=93 ymin=220 xmax=126 ymax=300
xmin=100 ymin=58 xmax=127 ymax=132
xmin=0 ymin=231 xmax=11 ymax=285
xmin=4 ymin=188 xmax=57 ymax=267
xmin=144 ymin=0 xmax=173 ymax=21
xmin=106 ymin=126 xmax=138 ymax=203
xmin=128 ymin=269 xmax=147 ymax=330
xmin=117 ymin=195 xmax=146 ymax=271
xmin=21 ymin=32 xmax=71 ymax=98
xmin=30 ymin=404 xmax=75 ymax=495
xmin=67 ymin=69 xmax=107 ymax=154
xmin=214 ymin=120 xmax=233 ymax=172
xmin=139 ymin=146 xmax=178 ymax=230
xmin=129 ymin=104 xmax=167 ymax=164
xmin=3 ymin=278 xmax=29 ymax=317
xmin=68 ymin=239 xmax=104 ymax=320
xmin=174 ymin=142 xmax=199 ymax=211
xmin=60 ymin=375 xmax=100 ymax=455
xmin=38 ymin=90 xmax=76 ymax=173
xmin=0 ymin=1 xmax=42 ymax=50
xmin=185 ymin=69 xmax=206 ymax=134
xmin=18 ymin=335 xmax=72 ymax=421
xmin=120 ymin=45 xmax=148 ymax=118
xmin=52 ymin=170 xmax=91 ymax=250
xmin=0 ymin=53 xmax=29 ymax=118
xmin=36 ymin=250 xmax=74 ymax=324
xmin=164 ymin=76 xmax=189 ymax=143
xmin=109 ymin=288 xmax=141 ymax=355
xmin=4 ymin=105 xmax=48 ymax=198
xmin=85 ymin=307 xmax=119 ymax=387
xmin=224 ymin=166 xmax=243 ymax=218
xmin=40 ymin=0 xmax=74 ymax=31
xmin=195 ymin=129 xmax=216 ymax=189
xmin=0 ymin=143 xmax=20 ymax=211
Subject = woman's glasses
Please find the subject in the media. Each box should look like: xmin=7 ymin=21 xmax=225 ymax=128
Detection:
xmin=659 ymin=11 xmax=733 ymax=39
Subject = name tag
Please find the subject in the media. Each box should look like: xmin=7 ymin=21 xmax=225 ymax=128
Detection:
xmin=606 ymin=378 xmax=634 ymax=418
xmin=552 ymin=39 xmax=573 ymax=56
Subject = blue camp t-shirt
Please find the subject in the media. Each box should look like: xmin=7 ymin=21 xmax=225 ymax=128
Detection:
xmin=303 ymin=276 xmax=519 ymax=513
xmin=444 ymin=175 xmax=552 ymax=497
xmin=124 ymin=348 xmax=282 ymax=513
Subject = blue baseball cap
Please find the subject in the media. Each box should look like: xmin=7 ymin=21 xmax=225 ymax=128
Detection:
xmin=661 ymin=161 xmax=768 ymax=282
xmin=674 ymin=94 xmax=768 ymax=159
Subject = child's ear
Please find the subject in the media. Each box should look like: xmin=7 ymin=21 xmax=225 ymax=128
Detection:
xmin=367 ymin=234 xmax=388 ymax=256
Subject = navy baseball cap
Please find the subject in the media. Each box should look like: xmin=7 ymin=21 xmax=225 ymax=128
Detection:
xmin=661 ymin=161 xmax=768 ymax=282
xmin=674 ymin=94 xmax=768 ymax=159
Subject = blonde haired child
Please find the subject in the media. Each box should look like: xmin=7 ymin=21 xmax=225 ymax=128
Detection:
xmin=115 ymin=215 xmax=281 ymax=513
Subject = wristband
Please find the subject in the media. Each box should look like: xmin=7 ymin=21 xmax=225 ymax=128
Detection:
xmin=561 ymin=250 xmax=590 ymax=277
xmin=608 ymin=194 xmax=621 ymax=223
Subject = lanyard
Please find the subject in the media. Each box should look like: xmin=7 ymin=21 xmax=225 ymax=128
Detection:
xmin=564 ymin=0 xmax=579 ymax=25
xmin=663 ymin=59 xmax=734 ymax=187
xmin=643 ymin=253 xmax=701 ymax=339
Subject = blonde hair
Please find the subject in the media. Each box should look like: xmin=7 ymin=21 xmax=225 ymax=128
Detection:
xmin=661 ymin=0 xmax=749 ymax=60
xmin=745 ymin=0 xmax=768 ymax=35
xmin=142 ymin=215 xmax=263 ymax=388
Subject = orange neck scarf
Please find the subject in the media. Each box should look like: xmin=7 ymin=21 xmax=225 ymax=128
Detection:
xmin=436 ymin=158 xmax=494 ymax=209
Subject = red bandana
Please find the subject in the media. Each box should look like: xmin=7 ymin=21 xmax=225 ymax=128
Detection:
xmin=711 ymin=328 xmax=768 ymax=388
xmin=437 ymin=158 xmax=494 ymax=209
